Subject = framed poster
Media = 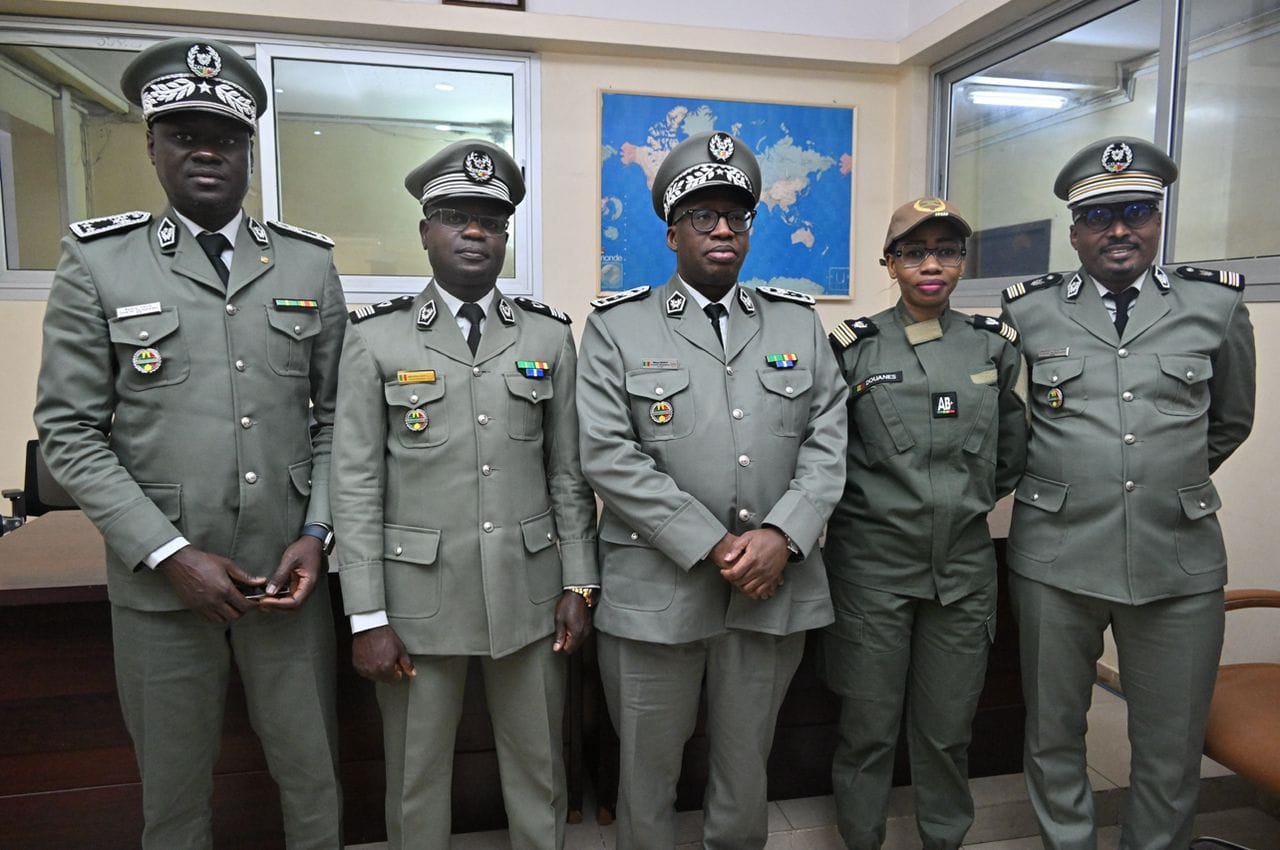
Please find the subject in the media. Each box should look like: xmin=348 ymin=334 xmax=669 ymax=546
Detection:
xmin=600 ymin=92 xmax=855 ymax=297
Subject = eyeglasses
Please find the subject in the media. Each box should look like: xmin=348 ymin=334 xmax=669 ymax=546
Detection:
xmin=672 ymin=208 xmax=756 ymax=233
xmin=1073 ymin=201 xmax=1160 ymax=233
xmin=892 ymin=241 xmax=966 ymax=268
xmin=427 ymin=207 xmax=510 ymax=235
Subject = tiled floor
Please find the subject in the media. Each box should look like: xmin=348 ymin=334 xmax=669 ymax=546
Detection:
xmin=349 ymin=686 xmax=1280 ymax=849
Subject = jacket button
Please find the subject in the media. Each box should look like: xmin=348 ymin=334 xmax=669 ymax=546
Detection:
xmin=531 ymin=390 xmax=538 ymax=399
xmin=481 ymin=464 xmax=492 ymax=476
xmin=138 ymin=330 xmax=150 ymax=341
xmin=732 ymin=408 xmax=744 ymax=419
xmin=409 ymin=394 xmax=419 ymax=404
xmin=473 ymin=367 xmax=482 ymax=377
xmin=629 ymin=531 xmax=639 ymax=541
xmin=1124 ymin=434 xmax=1135 ymax=444
xmin=225 ymin=304 xmax=237 ymax=315
xmin=738 ymin=455 xmax=750 ymax=467
xmin=1031 ymin=492 xmax=1040 ymax=501
xmin=738 ymin=508 xmax=750 ymax=521
xmin=240 ymin=416 xmax=252 ymax=429
xmin=1118 ymin=348 xmax=1128 ymax=358
xmin=785 ymin=386 xmax=794 ymax=394
xmin=293 ymin=324 xmax=302 ymax=335
xmin=1198 ymin=500 xmax=1207 ymax=509
xmin=477 ymin=414 xmax=489 ymax=425
xmin=235 ymin=359 xmax=246 ymax=372
xmin=725 ymin=366 xmax=734 ymax=375
xmin=1186 ymin=370 xmax=1195 ymax=379
xmin=1124 ymin=480 xmax=1136 ymax=492
xmin=482 ymin=521 xmax=494 ymax=532
xmin=1122 ymin=391 xmax=1134 ymax=402
xmin=394 ymin=545 xmax=403 ymax=555
xmin=546 ymin=532 xmax=554 ymax=541
xmin=244 ymin=471 xmax=258 ymax=484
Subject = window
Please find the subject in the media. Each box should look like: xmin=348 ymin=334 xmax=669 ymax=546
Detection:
xmin=0 ymin=23 xmax=540 ymax=302
xmin=933 ymin=0 xmax=1280 ymax=304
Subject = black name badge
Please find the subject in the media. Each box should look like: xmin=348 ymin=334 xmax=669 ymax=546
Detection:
xmin=932 ymin=391 xmax=959 ymax=418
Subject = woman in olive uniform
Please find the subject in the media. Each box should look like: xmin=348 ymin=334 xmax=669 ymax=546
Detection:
xmin=823 ymin=197 xmax=1026 ymax=850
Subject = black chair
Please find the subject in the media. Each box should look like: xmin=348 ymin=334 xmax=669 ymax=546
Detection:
xmin=2 ymin=439 xmax=77 ymax=534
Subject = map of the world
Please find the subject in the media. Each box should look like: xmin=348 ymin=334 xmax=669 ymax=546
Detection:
xmin=600 ymin=93 xmax=855 ymax=297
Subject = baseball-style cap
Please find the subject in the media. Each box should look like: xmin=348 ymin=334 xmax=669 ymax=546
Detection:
xmin=404 ymin=139 xmax=525 ymax=214
xmin=1054 ymin=137 xmax=1178 ymax=208
xmin=883 ymin=196 xmax=972 ymax=253
xmin=651 ymin=131 xmax=761 ymax=223
xmin=121 ymin=37 xmax=267 ymax=128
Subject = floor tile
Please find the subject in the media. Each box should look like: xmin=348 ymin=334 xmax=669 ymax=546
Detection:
xmin=775 ymin=794 xmax=837 ymax=829
xmin=970 ymin=772 xmax=1030 ymax=808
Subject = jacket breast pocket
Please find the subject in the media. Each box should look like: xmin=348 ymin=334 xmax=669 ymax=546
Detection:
xmin=1155 ymin=353 xmax=1212 ymax=417
xmin=758 ymin=368 xmax=813 ymax=437
xmin=382 ymin=523 xmax=442 ymax=618
xmin=505 ymin=372 xmax=555 ymax=441
xmin=108 ymin=308 xmax=189 ymax=390
xmin=855 ymin=386 xmax=915 ymax=467
xmin=265 ymin=306 xmax=323 ymax=377
xmin=385 ymin=379 xmax=449 ymax=449
xmin=626 ymin=368 xmax=693 ymax=441
xmin=1030 ymin=357 xmax=1086 ymax=418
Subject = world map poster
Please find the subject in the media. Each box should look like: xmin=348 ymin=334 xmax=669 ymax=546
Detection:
xmin=600 ymin=92 xmax=855 ymax=297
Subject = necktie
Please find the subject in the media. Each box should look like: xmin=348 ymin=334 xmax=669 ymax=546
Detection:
xmin=195 ymin=232 xmax=231 ymax=286
xmin=1108 ymin=287 xmax=1139 ymax=336
xmin=459 ymin=302 xmax=485 ymax=354
xmin=704 ymin=302 xmax=728 ymax=348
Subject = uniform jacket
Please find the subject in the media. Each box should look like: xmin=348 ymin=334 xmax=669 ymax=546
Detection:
xmin=576 ymin=278 xmax=848 ymax=644
xmin=35 ymin=210 xmax=347 ymax=611
xmin=824 ymin=303 xmax=1026 ymax=604
xmin=1001 ymin=266 xmax=1255 ymax=604
xmin=331 ymin=281 xmax=598 ymax=659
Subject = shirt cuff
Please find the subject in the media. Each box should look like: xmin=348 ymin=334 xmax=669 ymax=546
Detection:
xmin=350 ymin=610 xmax=390 ymax=633
xmin=144 ymin=536 xmax=189 ymax=569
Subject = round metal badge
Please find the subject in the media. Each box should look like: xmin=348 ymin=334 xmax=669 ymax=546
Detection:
xmin=913 ymin=197 xmax=947 ymax=213
xmin=404 ymin=408 xmax=428 ymax=432
xmin=131 ymin=347 xmax=163 ymax=374
xmin=707 ymin=132 xmax=735 ymax=163
xmin=463 ymin=150 xmax=495 ymax=184
xmin=1101 ymin=142 xmax=1133 ymax=174
xmin=1046 ymin=387 xmax=1064 ymax=409
xmin=186 ymin=44 xmax=223 ymax=78
xmin=649 ymin=400 xmax=673 ymax=424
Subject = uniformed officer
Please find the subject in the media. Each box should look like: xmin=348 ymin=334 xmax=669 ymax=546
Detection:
xmin=1000 ymin=137 xmax=1256 ymax=850
xmin=330 ymin=139 xmax=597 ymax=849
xmin=823 ymin=197 xmax=1026 ymax=850
xmin=576 ymin=131 xmax=849 ymax=850
xmin=34 ymin=37 xmax=346 ymax=848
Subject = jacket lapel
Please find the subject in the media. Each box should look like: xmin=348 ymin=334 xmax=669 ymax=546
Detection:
xmin=1119 ymin=270 xmax=1169 ymax=344
xmin=226 ymin=217 xmax=272 ymax=298
xmin=724 ymin=286 xmax=760 ymax=363
xmin=417 ymin=281 xmax=474 ymax=366
xmin=1066 ymin=270 xmax=1121 ymax=347
xmin=475 ymin=295 xmax=518 ymax=365
xmin=668 ymin=278 xmax=727 ymax=362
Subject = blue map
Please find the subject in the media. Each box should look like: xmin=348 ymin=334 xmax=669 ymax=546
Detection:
xmin=600 ymin=93 xmax=854 ymax=296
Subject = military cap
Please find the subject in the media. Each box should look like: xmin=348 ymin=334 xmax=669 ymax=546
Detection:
xmin=883 ymin=196 xmax=972 ymax=253
xmin=1054 ymin=137 xmax=1178 ymax=208
xmin=121 ymin=38 xmax=266 ymax=128
xmin=652 ymin=131 xmax=761 ymax=223
xmin=404 ymin=139 xmax=525 ymax=214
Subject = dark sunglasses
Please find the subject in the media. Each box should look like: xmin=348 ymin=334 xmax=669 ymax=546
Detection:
xmin=1073 ymin=201 xmax=1160 ymax=233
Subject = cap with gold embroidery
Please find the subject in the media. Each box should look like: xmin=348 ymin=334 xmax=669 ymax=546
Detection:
xmin=121 ymin=38 xmax=267 ymax=128
xmin=1054 ymin=137 xmax=1178 ymax=208
xmin=404 ymin=139 xmax=525 ymax=214
xmin=883 ymin=196 xmax=972 ymax=253
xmin=652 ymin=132 xmax=761 ymax=223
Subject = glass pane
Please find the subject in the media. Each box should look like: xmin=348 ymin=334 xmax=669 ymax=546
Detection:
xmin=946 ymin=0 xmax=1161 ymax=279
xmin=272 ymin=59 xmax=516 ymax=278
xmin=1173 ymin=0 xmax=1280 ymax=262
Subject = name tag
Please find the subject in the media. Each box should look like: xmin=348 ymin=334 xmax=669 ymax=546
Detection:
xmin=397 ymin=370 xmax=437 ymax=384
xmin=116 ymin=302 xmax=161 ymax=319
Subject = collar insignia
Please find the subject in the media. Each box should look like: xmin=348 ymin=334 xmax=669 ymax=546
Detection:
xmin=417 ymin=300 xmax=437 ymax=329
xmin=498 ymin=299 xmax=516 ymax=325
xmin=247 ymin=216 xmax=269 ymax=246
xmin=737 ymin=288 xmax=755 ymax=315
xmin=1065 ymin=273 xmax=1083 ymax=300
xmin=666 ymin=291 xmax=686 ymax=317
xmin=157 ymin=216 xmax=177 ymax=250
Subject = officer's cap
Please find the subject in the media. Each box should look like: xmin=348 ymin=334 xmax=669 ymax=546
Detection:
xmin=1054 ymin=137 xmax=1178 ymax=208
xmin=404 ymin=139 xmax=525 ymax=214
xmin=652 ymin=132 xmax=761 ymax=223
xmin=121 ymin=38 xmax=266 ymax=129
xmin=883 ymin=196 xmax=971 ymax=253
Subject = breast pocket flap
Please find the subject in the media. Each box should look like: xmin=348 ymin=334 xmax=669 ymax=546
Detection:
xmin=383 ymin=524 xmax=440 ymax=566
xmin=108 ymin=308 xmax=181 ymax=345
xmin=266 ymin=306 xmax=323 ymax=340
xmin=1014 ymin=473 xmax=1068 ymax=513
xmin=520 ymin=509 xmax=558 ymax=554
xmin=1157 ymin=353 xmax=1213 ymax=386
xmin=757 ymin=367 xmax=813 ymax=397
xmin=1030 ymin=357 xmax=1084 ymax=387
xmin=504 ymin=373 xmax=556 ymax=404
xmin=625 ymin=368 xmax=690 ymax=401
xmin=384 ymin=379 xmax=445 ymax=409
xmin=1178 ymin=480 xmax=1221 ymax=520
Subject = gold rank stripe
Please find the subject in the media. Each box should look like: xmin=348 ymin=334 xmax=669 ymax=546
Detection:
xmin=397 ymin=370 xmax=437 ymax=384
xmin=830 ymin=322 xmax=859 ymax=348
xmin=1004 ymin=281 xmax=1026 ymax=300
xmin=1220 ymin=270 xmax=1242 ymax=288
xmin=998 ymin=322 xmax=1018 ymax=343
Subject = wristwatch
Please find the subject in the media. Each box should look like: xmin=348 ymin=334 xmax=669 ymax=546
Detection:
xmin=565 ymin=585 xmax=597 ymax=608
xmin=301 ymin=522 xmax=335 ymax=555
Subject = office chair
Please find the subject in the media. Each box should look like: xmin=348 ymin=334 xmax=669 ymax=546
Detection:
xmin=1 ymin=439 xmax=77 ymax=534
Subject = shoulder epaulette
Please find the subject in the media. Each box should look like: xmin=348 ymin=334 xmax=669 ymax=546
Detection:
xmin=755 ymin=285 xmax=816 ymax=307
xmin=591 ymin=286 xmax=651 ymax=311
xmin=829 ymin=317 xmax=878 ymax=351
xmin=1002 ymin=272 xmax=1063 ymax=303
xmin=514 ymin=296 xmax=572 ymax=324
xmin=1175 ymin=266 xmax=1245 ymax=290
xmin=267 ymin=220 xmax=334 ymax=247
xmin=69 ymin=211 xmax=151 ymax=241
xmin=970 ymin=314 xmax=1019 ymax=345
xmin=349 ymin=295 xmax=414 ymax=324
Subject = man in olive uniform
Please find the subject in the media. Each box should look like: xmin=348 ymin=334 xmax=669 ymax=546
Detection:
xmin=576 ymin=131 xmax=848 ymax=850
xmin=1001 ymin=137 xmax=1255 ymax=850
xmin=330 ymin=140 xmax=597 ymax=849
xmin=35 ymin=38 xmax=345 ymax=848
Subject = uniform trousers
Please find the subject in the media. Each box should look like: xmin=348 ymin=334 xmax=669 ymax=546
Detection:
xmin=823 ymin=579 xmax=995 ymax=850
xmin=376 ymin=639 xmax=566 ymax=850
xmin=1010 ymin=574 xmax=1224 ymax=850
xmin=111 ymin=580 xmax=341 ymax=850
xmin=597 ymin=629 xmax=805 ymax=850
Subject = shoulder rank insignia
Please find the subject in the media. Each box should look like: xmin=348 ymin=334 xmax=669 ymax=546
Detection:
xmin=591 ymin=286 xmax=651 ymax=310
xmin=1002 ymin=272 xmax=1063 ymax=303
xmin=70 ymin=211 xmax=151 ymax=241
xmin=829 ymin=317 xmax=878 ymax=351
xmin=267 ymin=220 xmax=334 ymax=247
xmin=247 ymin=216 xmax=270 ymax=246
xmin=514 ymin=296 xmax=572 ymax=324
xmin=970 ymin=314 xmax=1019 ymax=345
xmin=350 ymin=295 xmax=414 ymax=324
xmin=1175 ymin=266 xmax=1245 ymax=290
xmin=755 ymin=285 xmax=816 ymax=306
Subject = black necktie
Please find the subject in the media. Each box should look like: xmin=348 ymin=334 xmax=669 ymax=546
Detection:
xmin=195 ymin=232 xmax=231 ymax=286
xmin=459 ymin=302 xmax=485 ymax=354
xmin=1108 ymin=287 xmax=1139 ymax=336
xmin=704 ymin=302 xmax=727 ymax=348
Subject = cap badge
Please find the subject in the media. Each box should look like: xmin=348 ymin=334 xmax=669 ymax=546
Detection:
xmin=404 ymin=409 xmax=428 ymax=432
xmin=186 ymin=44 xmax=222 ymax=78
xmin=913 ymin=197 xmax=947 ymax=213
xmin=1101 ymin=142 xmax=1133 ymax=174
xmin=464 ymin=150 xmax=495 ymax=184
xmin=132 ymin=348 xmax=163 ymax=374
xmin=708 ymin=132 xmax=735 ymax=162
xmin=649 ymin=400 xmax=674 ymax=424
